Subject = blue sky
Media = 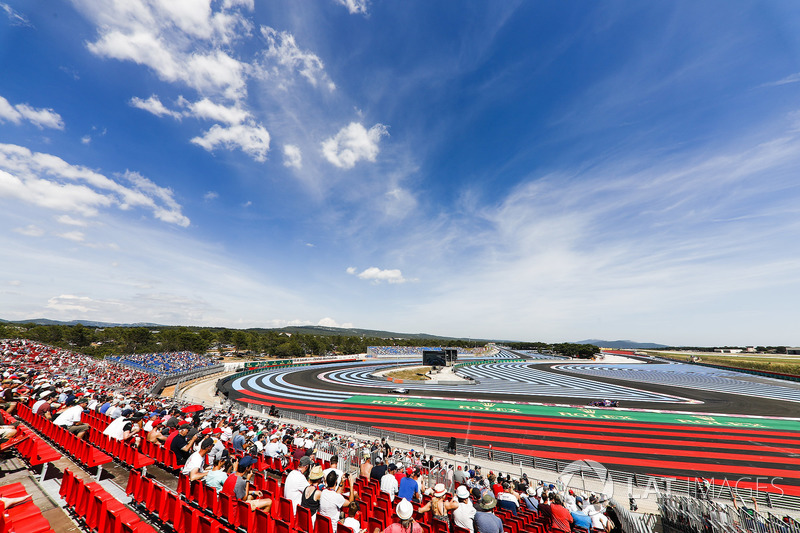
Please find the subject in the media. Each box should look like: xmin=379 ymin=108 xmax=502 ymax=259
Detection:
xmin=2 ymin=1 xmax=800 ymax=345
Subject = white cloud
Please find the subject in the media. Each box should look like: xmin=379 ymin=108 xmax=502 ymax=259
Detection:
xmin=0 ymin=3 xmax=32 ymax=27
xmin=321 ymin=122 xmax=388 ymax=169
xmin=185 ymin=98 xmax=249 ymax=124
xmin=204 ymin=191 xmax=219 ymax=201
xmin=0 ymin=143 xmax=189 ymax=226
xmin=8 ymin=280 xmax=21 ymax=286
xmin=56 ymin=215 xmax=88 ymax=226
xmin=348 ymin=266 xmax=410 ymax=284
xmin=191 ymin=122 xmax=270 ymax=161
xmin=761 ymin=72 xmax=800 ymax=88
xmin=13 ymin=225 xmax=44 ymax=237
xmin=130 ymin=95 xmax=182 ymax=119
xmin=282 ymin=144 xmax=302 ymax=168
xmin=0 ymin=95 xmax=64 ymax=130
xmin=81 ymin=135 xmax=92 ymax=144
xmin=242 ymin=200 xmax=252 ymax=207
xmin=333 ymin=0 xmax=369 ymax=15
xmin=46 ymin=294 xmax=95 ymax=313
xmin=260 ymin=26 xmax=335 ymax=91
xmin=317 ymin=317 xmax=354 ymax=328
xmin=58 ymin=231 xmax=85 ymax=242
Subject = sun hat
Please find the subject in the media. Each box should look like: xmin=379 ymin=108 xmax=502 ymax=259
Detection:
xmin=456 ymin=486 xmax=470 ymax=499
xmin=396 ymin=499 xmax=414 ymax=520
xmin=477 ymin=493 xmax=497 ymax=511
xmin=433 ymin=483 xmax=447 ymax=498
xmin=309 ymin=465 xmax=324 ymax=481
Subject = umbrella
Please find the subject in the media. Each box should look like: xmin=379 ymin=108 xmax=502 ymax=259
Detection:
xmin=181 ymin=404 xmax=205 ymax=414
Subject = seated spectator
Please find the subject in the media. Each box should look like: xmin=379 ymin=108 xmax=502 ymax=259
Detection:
xmin=285 ymin=456 xmax=313 ymax=512
xmin=341 ymin=501 xmax=366 ymax=533
xmin=324 ymin=455 xmax=345 ymax=489
xmin=31 ymin=390 xmax=54 ymax=420
xmin=205 ymin=457 xmax=233 ymax=493
xmin=233 ymin=456 xmax=272 ymax=511
xmin=0 ymin=421 xmax=20 ymax=444
xmin=103 ymin=413 xmax=142 ymax=444
xmin=0 ymin=379 xmax=19 ymax=414
xmin=397 ymin=467 xmax=422 ymax=503
xmin=53 ymin=397 xmax=90 ymax=440
xmin=374 ymin=499 xmax=421 ymax=533
xmin=473 ymin=494 xmax=503 ymax=533
xmin=548 ymin=494 xmax=573 ymax=533
xmin=171 ymin=422 xmax=200 ymax=466
xmin=419 ymin=483 xmax=459 ymax=526
xmin=495 ymin=482 xmax=519 ymax=515
xmin=571 ymin=507 xmax=592 ymax=531
xmin=147 ymin=419 xmax=167 ymax=445
xmin=520 ymin=488 xmax=538 ymax=512
xmin=452 ymin=485 xmax=476 ymax=533
xmin=182 ymin=437 xmax=214 ymax=481
xmin=300 ymin=465 xmax=325 ymax=518
xmin=265 ymin=433 xmax=288 ymax=458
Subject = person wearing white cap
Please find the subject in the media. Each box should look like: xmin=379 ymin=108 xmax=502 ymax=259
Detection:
xmin=452 ymin=485 xmax=476 ymax=533
xmin=419 ymin=483 xmax=459 ymax=528
xmin=373 ymin=499 xmax=422 ymax=533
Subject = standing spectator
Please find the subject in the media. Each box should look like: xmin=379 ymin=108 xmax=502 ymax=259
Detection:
xmin=53 ymin=398 xmax=90 ymax=440
xmin=371 ymin=456 xmax=388 ymax=483
xmin=360 ymin=452 xmax=373 ymax=478
xmin=381 ymin=463 xmax=399 ymax=501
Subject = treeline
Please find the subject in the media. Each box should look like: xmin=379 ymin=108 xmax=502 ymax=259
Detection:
xmin=506 ymin=341 xmax=600 ymax=359
xmin=0 ymin=322 xmax=484 ymax=359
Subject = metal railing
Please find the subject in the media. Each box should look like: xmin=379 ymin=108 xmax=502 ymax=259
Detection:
xmin=658 ymin=494 xmax=800 ymax=533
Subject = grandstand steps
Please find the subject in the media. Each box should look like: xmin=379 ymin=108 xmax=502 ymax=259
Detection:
xmin=1 ymin=455 xmax=76 ymax=532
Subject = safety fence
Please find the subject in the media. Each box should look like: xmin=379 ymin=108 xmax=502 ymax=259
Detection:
xmin=688 ymin=361 xmax=800 ymax=383
xmin=658 ymin=494 xmax=800 ymax=533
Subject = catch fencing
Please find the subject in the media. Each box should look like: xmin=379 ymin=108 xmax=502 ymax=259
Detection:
xmin=658 ymin=494 xmax=800 ymax=533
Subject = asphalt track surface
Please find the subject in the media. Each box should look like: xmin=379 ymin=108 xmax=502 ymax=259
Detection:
xmin=222 ymin=358 xmax=800 ymax=496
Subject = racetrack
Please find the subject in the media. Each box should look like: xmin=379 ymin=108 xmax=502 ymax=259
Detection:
xmin=221 ymin=356 xmax=800 ymax=496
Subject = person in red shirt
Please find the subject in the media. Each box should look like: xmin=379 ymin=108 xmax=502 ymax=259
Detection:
xmin=548 ymin=494 xmax=574 ymax=533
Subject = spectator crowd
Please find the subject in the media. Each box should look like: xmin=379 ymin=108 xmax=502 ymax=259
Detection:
xmin=2 ymin=338 xmax=621 ymax=533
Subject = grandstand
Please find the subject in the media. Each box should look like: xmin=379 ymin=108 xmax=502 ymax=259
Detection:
xmin=107 ymin=351 xmax=217 ymax=375
xmin=2 ymin=339 xmax=799 ymax=533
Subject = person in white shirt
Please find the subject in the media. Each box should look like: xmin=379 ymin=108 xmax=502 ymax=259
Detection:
xmin=53 ymin=398 xmax=89 ymax=439
xmin=380 ymin=463 xmax=399 ymax=500
xmin=182 ymin=438 xmax=214 ymax=481
xmin=323 ymin=456 xmax=345 ymax=489
xmin=103 ymin=414 xmax=141 ymax=442
xmin=284 ymin=456 xmax=313 ymax=511
xmin=340 ymin=501 xmax=365 ymax=533
xmin=452 ymin=485 xmax=476 ymax=533
xmin=265 ymin=434 xmax=288 ymax=458
xmin=320 ymin=471 xmax=356 ymax=533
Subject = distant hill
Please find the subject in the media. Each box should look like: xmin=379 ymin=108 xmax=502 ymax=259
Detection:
xmin=574 ymin=339 xmax=668 ymax=349
xmin=0 ymin=318 xmax=163 ymax=328
xmin=0 ymin=319 xmax=489 ymax=343
xmin=261 ymin=325 xmax=492 ymax=343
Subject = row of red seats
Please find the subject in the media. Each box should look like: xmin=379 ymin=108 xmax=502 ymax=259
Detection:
xmin=59 ymin=468 xmax=154 ymax=533
xmin=15 ymin=404 xmax=110 ymax=469
xmin=85 ymin=427 xmax=155 ymax=470
xmin=0 ymin=409 xmax=61 ymax=467
xmin=126 ymin=469 xmax=240 ymax=533
xmin=0 ymin=483 xmax=54 ymax=533
xmin=16 ymin=404 xmax=111 ymax=470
